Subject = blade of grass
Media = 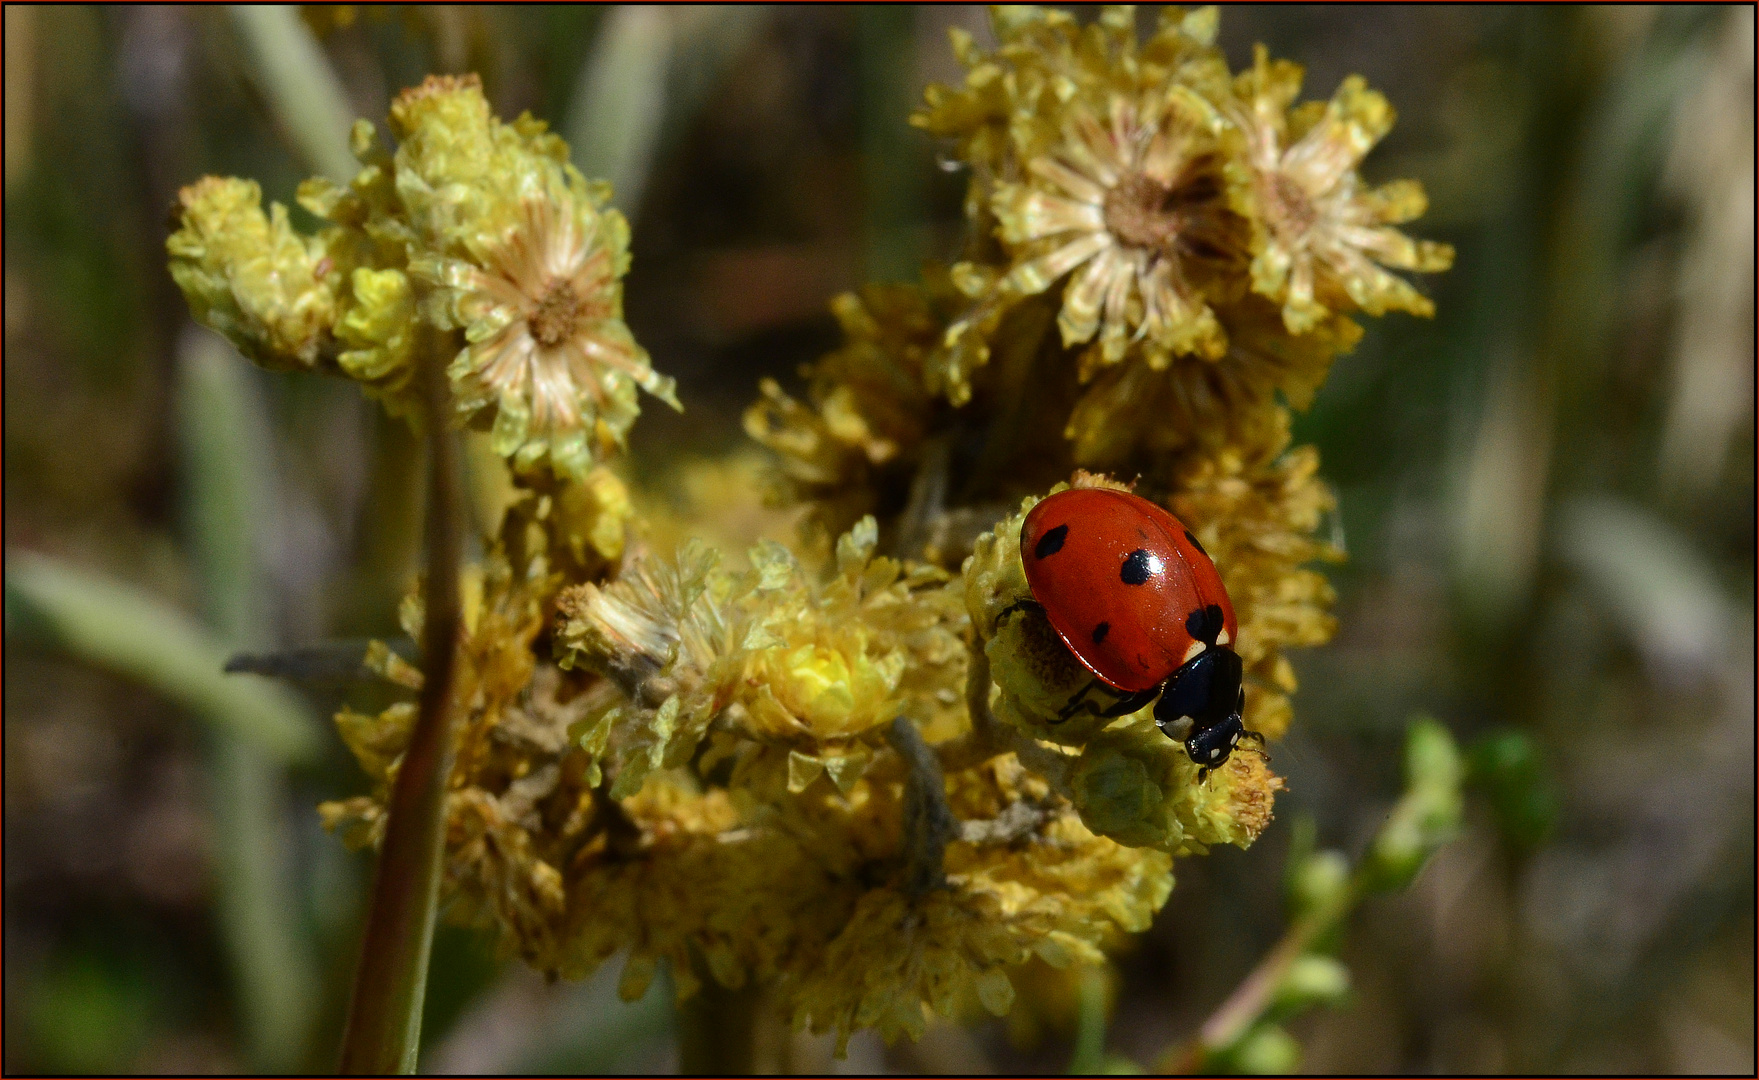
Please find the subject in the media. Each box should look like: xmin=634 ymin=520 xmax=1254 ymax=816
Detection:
xmin=4 ymin=554 xmax=320 ymax=765
xmin=177 ymin=328 xmax=319 ymax=1070
xmin=566 ymin=5 xmax=671 ymax=214
xmin=227 ymin=5 xmax=356 ymax=182
xmin=565 ymin=6 xmax=766 ymax=216
xmin=858 ymin=5 xmax=928 ymax=281
xmin=337 ymin=338 xmax=464 ymax=1074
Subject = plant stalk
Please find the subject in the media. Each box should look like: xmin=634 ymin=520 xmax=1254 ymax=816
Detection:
xmin=338 ymin=351 xmax=464 ymax=1074
xmin=1156 ymin=882 xmax=1358 ymax=1073
xmin=678 ymin=980 xmax=759 ymax=1075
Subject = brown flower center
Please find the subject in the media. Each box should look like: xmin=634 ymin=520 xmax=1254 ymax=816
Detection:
xmin=1102 ymin=167 xmax=1228 ymax=258
xmin=529 ymin=282 xmax=586 ymax=348
xmin=1103 ymin=172 xmax=1180 ymax=251
xmin=1268 ymin=173 xmax=1317 ymax=236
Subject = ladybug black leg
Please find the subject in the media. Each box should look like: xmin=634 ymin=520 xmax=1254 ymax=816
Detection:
xmin=1093 ymin=685 xmax=1161 ymax=719
xmin=993 ymin=597 xmax=1045 ymax=633
xmin=1056 ymin=680 xmax=1158 ymax=723
xmin=1054 ymin=678 xmax=1103 ymax=722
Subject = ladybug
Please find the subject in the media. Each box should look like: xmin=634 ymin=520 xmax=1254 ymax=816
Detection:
xmin=1011 ymin=487 xmax=1262 ymax=780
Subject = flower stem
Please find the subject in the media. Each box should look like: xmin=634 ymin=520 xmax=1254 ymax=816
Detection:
xmin=1066 ymin=963 xmax=1110 ymax=1074
xmin=678 ymin=980 xmax=759 ymax=1075
xmin=886 ymin=716 xmax=953 ymax=897
xmin=1155 ymin=882 xmax=1358 ymax=1073
xmin=338 ymin=349 xmax=464 ymax=1074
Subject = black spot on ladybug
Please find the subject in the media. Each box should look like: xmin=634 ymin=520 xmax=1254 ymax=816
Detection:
xmin=1185 ymin=604 xmax=1224 ymax=644
xmin=1184 ymin=530 xmax=1207 ymax=558
xmin=1120 ymin=548 xmax=1161 ymax=585
xmin=1091 ymin=621 xmax=1110 ymax=644
xmin=1034 ymin=524 xmax=1069 ymax=559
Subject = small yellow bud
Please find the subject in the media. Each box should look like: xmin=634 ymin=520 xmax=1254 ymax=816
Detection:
xmin=167 ymin=176 xmax=340 ymax=371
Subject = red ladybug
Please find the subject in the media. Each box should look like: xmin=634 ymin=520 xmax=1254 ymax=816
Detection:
xmin=1013 ymin=487 xmax=1260 ymax=778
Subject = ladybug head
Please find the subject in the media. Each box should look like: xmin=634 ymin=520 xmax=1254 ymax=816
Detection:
xmin=1185 ymin=710 xmax=1244 ymax=771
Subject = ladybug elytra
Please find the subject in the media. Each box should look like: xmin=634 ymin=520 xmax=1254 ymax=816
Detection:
xmin=1013 ymin=488 xmax=1262 ymax=780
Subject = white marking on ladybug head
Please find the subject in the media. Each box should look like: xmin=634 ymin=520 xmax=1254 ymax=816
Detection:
xmin=1230 ymin=731 xmax=1239 ymax=745
xmin=1208 ymin=746 xmax=1222 ymax=760
xmin=1183 ymin=640 xmax=1205 ymax=663
xmin=1216 ymin=629 xmax=1230 ymax=646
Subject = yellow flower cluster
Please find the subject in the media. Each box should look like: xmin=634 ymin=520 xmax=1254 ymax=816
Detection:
xmin=169 ymin=74 xmax=677 ymax=478
xmin=173 ymin=6 xmax=1451 ymax=1058
xmin=726 ymin=6 xmax=1452 ymax=1042
xmin=554 ymin=517 xmax=967 ymax=800
xmin=913 ymin=7 xmax=1449 ymax=391
xmin=744 ymin=273 xmax=957 ymax=546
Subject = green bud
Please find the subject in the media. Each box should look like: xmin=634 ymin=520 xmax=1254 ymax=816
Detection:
xmin=1406 ymin=715 xmax=1463 ymax=795
xmin=1272 ymin=953 xmax=1350 ymax=1012
xmin=1099 ymin=1055 xmax=1147 ymax=1074
xmin=1360 ymin=716 xmax=1463 ymax=894
xmin=1070 ymin=722 xmax=1184 ymax=850
xmin=1228 ymin=1023 xmax=1300 ymax=1074
xmin=1468 ymin=727 xmax=1559 ymax=852
xmin=1287 ymin=849 xmax=1351 ymax=920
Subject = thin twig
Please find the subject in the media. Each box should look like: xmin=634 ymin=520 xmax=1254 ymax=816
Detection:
xmin=338 ymin=346 xmax=464 ymax=1074
xmin=1156 ymin=883 xmax=1358 ymax=1073
xmin=886 ymin=716 xmax=953 ymax=897
xmin=678 ymin=978 xmax=760 ymax=1075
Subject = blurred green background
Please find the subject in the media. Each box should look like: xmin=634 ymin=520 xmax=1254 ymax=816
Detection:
xmin=3 ymin=5 xmax=1751 ymax=1073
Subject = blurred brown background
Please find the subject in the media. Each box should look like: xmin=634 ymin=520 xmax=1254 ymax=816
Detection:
xmin=4 ymin=5 xmax=1752 ymax=1074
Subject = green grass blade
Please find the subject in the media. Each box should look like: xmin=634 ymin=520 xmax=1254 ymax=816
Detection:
xmin=176 ymin=329 xmax=320 ymax=1070
xmin=227 ymin=5 xmax=357 ymax=181
xmin=4 ymin=553 xmax=321 ymax=765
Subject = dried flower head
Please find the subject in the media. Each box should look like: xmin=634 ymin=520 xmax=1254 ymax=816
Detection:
xmin=989 ymin=85 xmax=1243 ymax=370
xmin=744 ymin=274 xmax=956 ymax=543
xmin=556 ymin=518 xmax=967 ymax=799
xmin=169 ymin=74 xmax=676 ymax=478
xmin=915 ymin=6 xmax=1239 ymax=398
xmin=784 ymin=751 xmax=1173 ymax=1055
xmin=393 ymin=76 xmax=679 ymax=478
xmin=319 ymin=555 xmax=596 ymax=967
xmin=1064 ymin=295 xmax=1363 ymax=471
xmin=1224 ymin=46 xmax=1455 ymax=333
